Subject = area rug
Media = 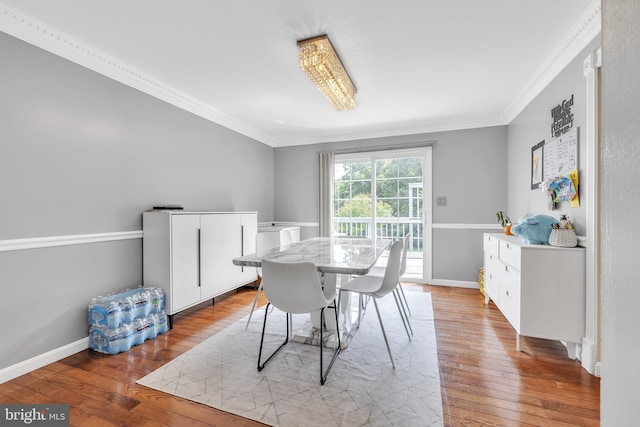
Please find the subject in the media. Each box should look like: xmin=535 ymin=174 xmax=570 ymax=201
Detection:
xmin=137 ymin=291 xmax=443 ymax=426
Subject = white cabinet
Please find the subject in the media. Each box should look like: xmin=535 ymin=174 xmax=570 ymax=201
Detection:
xmin=257 ymin=224 xmax=301 ymax=252
xmin=170 ymin=214 xmax=202 ymax=311
xmin=200 ymin=213 xmax=257 ymax=297
xmin=143 ymin=211 xmax=257 ymax=325
xmin=483 ymin=233 xmax=585 ymax=358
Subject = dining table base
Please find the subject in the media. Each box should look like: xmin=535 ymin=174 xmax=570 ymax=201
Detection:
xmin=291 ymin=273 xmax=365 ymax=349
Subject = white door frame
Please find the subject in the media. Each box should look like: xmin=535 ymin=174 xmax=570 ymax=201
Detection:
xmin=583 ymin=47 xmax=602 ymax=376
xmin=335 ymin=147 xmax=433 ymax=282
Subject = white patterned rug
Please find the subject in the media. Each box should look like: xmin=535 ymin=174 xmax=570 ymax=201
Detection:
xmin=137 ymin=291 xmax=443 ymax=426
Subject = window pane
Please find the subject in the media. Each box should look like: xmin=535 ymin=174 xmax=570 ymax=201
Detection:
xmin=398 ymin=157 xmax=422 ymax=177
xmin=335 ymin=151 xmax=426 ymax=279
xmin=334 ymin=181 xmax=350 ymax=199
xmin=376 ymin=199 xmax=395 ymax=217
xmin=399 ymin=177 xmax=422 ymax=197
xmin=351 ymin=161 xmax=371 ymax=180
xmin=398 ymin=199 xmax=410 ymax=217
xmin=335 ymin=163 xmax=348 ymax=180
xmin=376 ymin=199 xmax=398 ymax=218
xmin=351 ymin=180 xmax=371 ymax=197
xmin=334 ymin=199 xmax=347 ymax=217
xmin=376 ymin=179 xmax=397 ymax=198
xmin=376 ymin=159 xmax=398 ymax=179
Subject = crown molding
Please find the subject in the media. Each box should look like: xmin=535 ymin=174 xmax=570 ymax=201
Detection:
xmin=272 ymin=116 xmax=506 ymax=147
xmin=501 ymin=0 xmax=601 ymax=123
xmin=1 ymin=2 xmax=600 ymax=148
xmin=0 ymin=2 xmax=274 ymax=146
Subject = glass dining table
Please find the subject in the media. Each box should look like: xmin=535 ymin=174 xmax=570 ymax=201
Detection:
xmin=233 ymin=236 xmax=392 ymax=348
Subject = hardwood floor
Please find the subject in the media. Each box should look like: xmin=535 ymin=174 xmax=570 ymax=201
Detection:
xmin=0 ymin=284 xmax=600 ymax=426
xmin=429 ymin=285 xmax=600 ymax=426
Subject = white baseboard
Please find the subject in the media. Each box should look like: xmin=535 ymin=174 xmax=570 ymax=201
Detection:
xmin=581 ymin=336 xmax=601 ymax=377
xmin=0 ymin=337 xmax=89 ymax=384
xmin=429 ymin=279 xmax=479 ymax=289
xmin=594 ymin=361 xmax=602 ymax=377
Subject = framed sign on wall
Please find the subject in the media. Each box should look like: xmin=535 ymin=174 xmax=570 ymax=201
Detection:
xmin=531 ymin=140 xmax=545 ymax=189
xmin=543 ymin=127 xmax=578 ymax=181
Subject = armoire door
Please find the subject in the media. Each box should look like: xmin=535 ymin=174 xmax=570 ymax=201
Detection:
xmin=170 ymin=214 xmax=202 ymax=312
xmin=200 ymin=213 xmax=243 ymax=298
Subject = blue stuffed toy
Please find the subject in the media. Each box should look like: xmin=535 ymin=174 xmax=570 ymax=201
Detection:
xmin=511 ymin=215 xmax=558 ymax=244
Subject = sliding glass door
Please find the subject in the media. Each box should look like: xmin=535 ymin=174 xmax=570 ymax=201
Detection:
xmin=333 ymin=147 xmax=432 ymax=282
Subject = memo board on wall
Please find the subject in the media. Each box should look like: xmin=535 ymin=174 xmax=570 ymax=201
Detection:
xmin=543 ymin=127 xmax=578 ymax=181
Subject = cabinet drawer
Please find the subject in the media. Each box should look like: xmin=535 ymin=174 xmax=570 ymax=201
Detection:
xmin=484 ymin=234 xmax=500 ymax=257
xmin=499 ymin=239 xmax=521 ymax=270
xmin=484 ymin=252 xmax=501 ymax=302
xmin=500 ymin=265 xmax=521 ymax=330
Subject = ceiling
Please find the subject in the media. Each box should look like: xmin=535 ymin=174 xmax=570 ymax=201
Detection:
xmin=0 ymin=1 xmax=600 ymax=147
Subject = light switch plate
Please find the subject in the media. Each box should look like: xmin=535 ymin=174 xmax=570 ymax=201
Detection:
xmin=437 ymin=196 xmax=447 ymax=207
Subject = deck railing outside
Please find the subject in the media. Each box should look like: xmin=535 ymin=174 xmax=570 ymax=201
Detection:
xmin=333 ymin=217 xmax=423 ymax=253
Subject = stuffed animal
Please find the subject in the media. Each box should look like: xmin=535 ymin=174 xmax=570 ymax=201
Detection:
xmin=511 ymin=215 xmax=558 ymax=244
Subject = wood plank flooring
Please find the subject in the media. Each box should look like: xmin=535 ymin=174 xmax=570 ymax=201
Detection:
xmin=0 ymin=284 xmax=600 ymax=426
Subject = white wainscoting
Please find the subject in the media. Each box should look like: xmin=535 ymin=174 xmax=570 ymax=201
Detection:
xmin=0 ymin=230 xmax=143 ymax=384
xmin=0 ymin=231 xmax=143 ymax=252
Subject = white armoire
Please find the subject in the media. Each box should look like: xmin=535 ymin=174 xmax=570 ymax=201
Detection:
xmin=143 ymin=211 xmax=257 ymax=327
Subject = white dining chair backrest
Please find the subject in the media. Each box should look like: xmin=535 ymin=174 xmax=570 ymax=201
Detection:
xmin=261 ymin=259 xmax=332 ymax=314
xmin=258 ymin=259 xmax=340 ymax=385
xmin=373 ymin=240 xmax=404 ymax=298
xmin=399 ymin=233 xmax=411 ymax=277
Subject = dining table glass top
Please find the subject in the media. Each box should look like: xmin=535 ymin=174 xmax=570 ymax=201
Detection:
xmin=233 ymin=236 xmax=392 ymax=276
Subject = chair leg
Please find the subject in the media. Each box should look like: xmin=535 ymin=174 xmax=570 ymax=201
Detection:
xmin=245 ymin=281 xmax=263 ymax=330
xmin=372 ymin=298 xmax=395 ymax=369
xmin=392 ymin=289 xmax=413 ymax=340
xmin=400 ymin=293 xmax=414 ymax=336
xmin=394 ymin=286 xmax=413 ymax=335
xmin=396 ymin=283 xmax=414 ymax=335
xmin=397 ymin=282 xmax=411 ymax=315
xmin=320 ymin=300 xmax=341 ymax=385
xmin=257 ymin=303 xmax=290 ymax=372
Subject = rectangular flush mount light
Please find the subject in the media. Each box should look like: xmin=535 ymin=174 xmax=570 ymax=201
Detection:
xmin=297 ymin=34 xmax=356 ymax=110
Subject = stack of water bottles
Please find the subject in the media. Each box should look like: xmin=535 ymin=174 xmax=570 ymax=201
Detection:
xmin=88 ymin=287 xmax=168 ymax=354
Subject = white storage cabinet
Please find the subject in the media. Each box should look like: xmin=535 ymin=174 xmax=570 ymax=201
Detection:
xmin=483 ymin=233 xmax=585 ymax=358
xmin=143 ymin=211 xmax=257 ymax=327
xmin=257 ymin=224 xmax=301 ymax=252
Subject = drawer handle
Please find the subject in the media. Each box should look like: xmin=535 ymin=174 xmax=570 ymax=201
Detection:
xmin=505 ymin=265 xmax=508 ymax=272
xmin=506 ymin=243 xmax=510 ymax=249
xmin=506 ymin=290 xmax=510 ymax=297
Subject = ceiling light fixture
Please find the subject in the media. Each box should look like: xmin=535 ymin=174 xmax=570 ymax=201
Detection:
xmin=297 ymin=34 xmax=356 ymax=111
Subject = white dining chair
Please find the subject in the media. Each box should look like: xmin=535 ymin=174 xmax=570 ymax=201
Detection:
xmin=258 ymin=259 xmax=340 ymax=385
xmin=245 ymin=232 xmax=277 ymax=330
xmin=339 ymin=240 xmax=405 ymax=369
xmin=365 ymin=233 xmax=413 ymax=334
xmin=245 ymin=282 xmax=263 ymax=330
xmin=396 ymin=233 xmax=412 ymax=315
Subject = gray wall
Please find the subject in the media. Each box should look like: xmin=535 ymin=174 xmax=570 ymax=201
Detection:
xmin=507 ymin=37 xmax=601 ymax=236
xmin=601 ymin=0 xmax=640 ymax=423
xmin=0 ymin=32 xmax=274 ymax=370
xmin=274 ymin=126 xmax=508 ymax=282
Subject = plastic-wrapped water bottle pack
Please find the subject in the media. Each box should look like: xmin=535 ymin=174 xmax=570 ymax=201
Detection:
xmin=88 ymin=287 xmax=165 ymax=329
xmin=88 ymin=287 xmax=168 ymax=354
